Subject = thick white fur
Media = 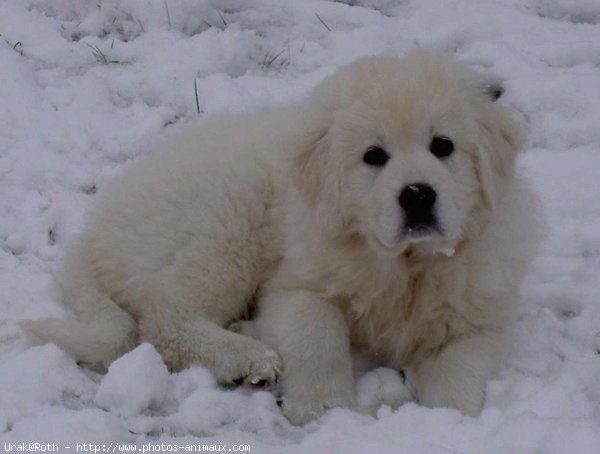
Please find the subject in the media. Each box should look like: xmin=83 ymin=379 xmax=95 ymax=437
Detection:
xmin=22 ymin=51 xmax=541 ymax=425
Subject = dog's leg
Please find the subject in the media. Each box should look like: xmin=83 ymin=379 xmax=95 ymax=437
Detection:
xmin=406 ymin=330 xmax=508 ymax=416
xmin=138 ymin=314 xmax=281 ymax=387
xmin=256 ymin=288 xmax=355 ymax=425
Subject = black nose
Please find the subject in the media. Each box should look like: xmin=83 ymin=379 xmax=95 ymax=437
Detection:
xmin=398 ymin=183 xmax=437 ymax=229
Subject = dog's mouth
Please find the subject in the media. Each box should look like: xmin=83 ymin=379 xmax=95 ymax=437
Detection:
xmin=402 ymin=222 xmax=443 ymax=238
xmin=372 ymin=222 xmax=448 ymax=257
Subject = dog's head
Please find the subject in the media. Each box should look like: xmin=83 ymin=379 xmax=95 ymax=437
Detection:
xmin=292 ymin=50 xmax=523 ymax=257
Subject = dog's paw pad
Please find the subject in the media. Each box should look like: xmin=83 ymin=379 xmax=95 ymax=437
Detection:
xmin=225 ymin=374 xmax=273 ymax=390
xmin=245 ymin=352 xmax=281 ymax=389
xmin=246 ymin=377 xmax=270 ymax=389
xmin=231 ymin=377 xmax=245 ymax=387
xmin=213 ymin=338 xmax=282 ymax=390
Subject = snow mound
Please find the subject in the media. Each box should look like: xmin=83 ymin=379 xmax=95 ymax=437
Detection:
xmin=94 ymin=343 xmax=169 ymax=417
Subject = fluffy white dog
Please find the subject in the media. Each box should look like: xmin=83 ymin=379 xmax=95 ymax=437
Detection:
xmin=24 ymin=50 xmax=541 ymax=425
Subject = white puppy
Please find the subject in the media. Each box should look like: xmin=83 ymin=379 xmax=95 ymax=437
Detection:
xmin=23 ymin=51 xmax=541 ymax=425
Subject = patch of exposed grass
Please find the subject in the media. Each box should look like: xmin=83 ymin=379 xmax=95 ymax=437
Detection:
xmin=315 ymin=12 xmax=332 ymax=31
xmin=194 ymin=79 xmax=202 ymax=115
xmin=261 ymin=43 xmax=291 ymax=70
xmin=85 ymin=42 xmax=121 ymax=65
xmin=1 ymin=33 xmax=24 ymax=56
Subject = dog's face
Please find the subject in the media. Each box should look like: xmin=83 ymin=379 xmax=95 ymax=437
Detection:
xmin=293 ymin=51 xmax=522 ymax=257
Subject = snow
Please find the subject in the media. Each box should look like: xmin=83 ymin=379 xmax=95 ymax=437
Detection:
xmin=1 ymin=0 xmax=600 ymax=452
xmin=94 ymin=344 xmax=170 ymax=418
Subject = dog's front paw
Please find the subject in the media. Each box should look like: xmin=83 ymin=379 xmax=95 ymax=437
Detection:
xmin=212 ymin=336 xmax=282 ymax=389
xmin=281 ymin=391 xmax=356 ymax=426
xmin=356 ymin=367 xmax=414 ymax=415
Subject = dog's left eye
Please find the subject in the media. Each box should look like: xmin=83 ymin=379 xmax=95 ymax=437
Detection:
xmin=363 ymin=146 xmax=390 ymax=167
xmin=429 ymin=137 xmax=454 ymax=158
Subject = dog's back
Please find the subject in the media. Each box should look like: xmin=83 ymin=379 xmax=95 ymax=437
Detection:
xmin=22 ymin=108 xmax=296 ymax=372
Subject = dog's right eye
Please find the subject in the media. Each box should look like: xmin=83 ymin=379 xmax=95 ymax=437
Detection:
xmin=363 ymin=146 xmax=389 ymax=167
xmin=429 ymin=137 xmax=454 ymax=159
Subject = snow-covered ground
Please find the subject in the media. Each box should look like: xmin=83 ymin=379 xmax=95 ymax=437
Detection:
xmin=2 ymin=0 xmax=600 ymax=452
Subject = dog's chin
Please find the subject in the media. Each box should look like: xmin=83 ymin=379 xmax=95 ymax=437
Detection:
xmin=371 ymin=227 xmax=457 ymax=258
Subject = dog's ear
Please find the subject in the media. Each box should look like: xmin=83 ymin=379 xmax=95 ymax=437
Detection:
xmin=291 ymin=72 xmax=352 ymax=236
xmin=474 ymin=100 xmax=524 ymax=210
xmin=290 ymin=61 xmax=370 ymax=237
xmin=291 ymin=114 xmax=347 ymax=237
xmin=292 ymin=124 xmax=329 ymax=206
